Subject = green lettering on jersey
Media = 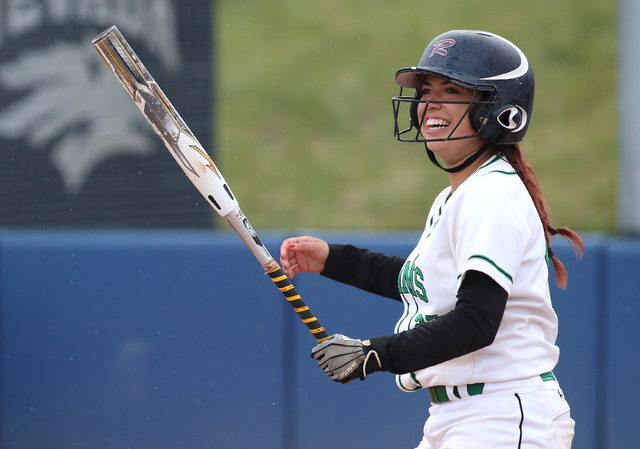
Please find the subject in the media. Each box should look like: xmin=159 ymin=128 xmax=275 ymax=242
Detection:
xmin=398 ymin=258 xmax=428 ymax=303
xmin=398 ymin=262 xmax=412 ymax=294
xmin=413 ymin=266 xmax=426 ymax=301
xmin=414 ymin=314 xmax=439 ymax=327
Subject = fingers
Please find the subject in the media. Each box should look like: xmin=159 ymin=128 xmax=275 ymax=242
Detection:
xmin=279 ymin=237 xmax=305 ymax=263
xmin=310 ymin=334 xmax=366 ymax=383
xmin=279 ymin=236 xmax=328 ymax=278
xmin=310 ymin=334 xmax=339 ymax=359
xmin=279 ymin=239 xmax=298 ymax=276
xmin=280 ymin=240 xmax=301 ymax=278
xmin=286 ymin=264 xmax=300 ymax=278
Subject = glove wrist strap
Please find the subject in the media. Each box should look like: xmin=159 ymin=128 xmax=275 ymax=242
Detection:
xmin=362 ymin=350 xmax=382 ymax=379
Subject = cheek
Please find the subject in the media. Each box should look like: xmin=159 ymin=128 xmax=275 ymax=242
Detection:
xmin=451 ymin=108 xmax=475 ymax=133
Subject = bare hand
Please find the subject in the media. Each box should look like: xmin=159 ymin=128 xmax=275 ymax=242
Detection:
xmin=279 ymin=236 xmax=329 ymax=279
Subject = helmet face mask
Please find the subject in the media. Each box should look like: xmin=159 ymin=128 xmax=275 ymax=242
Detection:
xmin=394 ymin=83 xmax=497 ymax=143
xmin=392 ymin=30 xmax=534 ymax=146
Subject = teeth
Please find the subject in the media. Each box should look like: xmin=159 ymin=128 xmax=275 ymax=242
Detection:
xmin=426 ymin=118 xmax=450 ymax=128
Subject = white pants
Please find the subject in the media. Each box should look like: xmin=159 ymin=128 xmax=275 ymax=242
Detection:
xmin=415 ymin=375 xmax=575 ymax=449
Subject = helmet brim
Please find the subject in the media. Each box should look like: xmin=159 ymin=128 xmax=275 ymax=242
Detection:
xmin=395 ymin=68 xmax=423 ymax=89
xmin=395 ymin=67 xmax=479 ymax=91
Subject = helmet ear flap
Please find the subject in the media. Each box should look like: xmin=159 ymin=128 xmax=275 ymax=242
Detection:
xmin=409 ymin=89 xmax=421 ymax=128
xmin=467 ymin=90 xmax=493 ymax=134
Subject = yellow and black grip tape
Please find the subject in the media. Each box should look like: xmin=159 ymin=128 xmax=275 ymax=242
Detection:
xmin=267 ymin=266 xmax=330 ymax=343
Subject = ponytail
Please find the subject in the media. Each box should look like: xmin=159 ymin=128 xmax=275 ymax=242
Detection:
xmin=498 ymin=144 xmax=584 ymax=289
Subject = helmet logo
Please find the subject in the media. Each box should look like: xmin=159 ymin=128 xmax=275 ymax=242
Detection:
xmin=498 ymin=105 xmax=528 ymax=132
xmin=429 ymin=39 xmax=456 ymax=57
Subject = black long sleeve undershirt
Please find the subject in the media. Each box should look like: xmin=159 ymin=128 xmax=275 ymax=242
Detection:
xmin=320 ymin=243 xmax=509 ymax=375
xmin=321 ymin=243 xmax=406 ymax=300
xmin=368 ymin=270 xmax=508 ymax=374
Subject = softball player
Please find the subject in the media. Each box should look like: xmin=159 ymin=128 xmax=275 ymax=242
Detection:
xmin=280 ymin=30 xmax=583 ymax=448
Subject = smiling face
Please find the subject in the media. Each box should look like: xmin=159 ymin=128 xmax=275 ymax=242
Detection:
xmin=415 ymin=75 xmax=487 ymax=167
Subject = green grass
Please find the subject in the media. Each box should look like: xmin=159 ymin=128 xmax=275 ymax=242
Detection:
xmin=215 ymin=0 xmax=617 ymax=232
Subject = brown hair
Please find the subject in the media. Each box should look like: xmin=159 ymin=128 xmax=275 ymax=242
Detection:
xmin=497 ymin=144 xmax=584 ymax=289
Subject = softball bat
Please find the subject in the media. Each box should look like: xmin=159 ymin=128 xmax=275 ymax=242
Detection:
xmin=92 ymin=25 xmax=329 ymax=343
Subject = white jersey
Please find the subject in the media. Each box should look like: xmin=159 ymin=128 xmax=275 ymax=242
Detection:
xmin=395 ymin=155 xmax=559 ymax=392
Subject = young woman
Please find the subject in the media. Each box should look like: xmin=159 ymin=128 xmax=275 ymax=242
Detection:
xmin=280 ymin=30 xmax=583 ymax=449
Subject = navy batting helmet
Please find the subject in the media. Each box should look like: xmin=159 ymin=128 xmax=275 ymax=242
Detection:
xmin=392 ymin=30 xmax=534 ymax=145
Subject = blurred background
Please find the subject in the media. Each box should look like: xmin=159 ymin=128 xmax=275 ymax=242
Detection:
xmin=217 ymin=0 xmax=617 ymax=232
xmin=0 ymin=1 xmax=637 ymax=449
xmin=0 ymin=0 xmax=619 ymax=232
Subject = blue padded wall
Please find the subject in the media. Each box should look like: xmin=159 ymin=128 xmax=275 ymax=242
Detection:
xmin=603 ymin=239 xmax=640 ymax=449
xmin=0 ymin=231 xmax=286 ymax=448
xmin=0 ymin=230 xmax=636 ymax=449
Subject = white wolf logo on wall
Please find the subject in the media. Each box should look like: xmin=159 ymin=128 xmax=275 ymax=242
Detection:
xmin=0 ymin=0 xmax=181 ymax=194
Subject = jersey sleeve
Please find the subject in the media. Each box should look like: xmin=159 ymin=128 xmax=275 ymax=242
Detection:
xmin=448 ymin=176 xmax=535 ymax=294
xmin=321 ymin=243 xmax=405 ymax=300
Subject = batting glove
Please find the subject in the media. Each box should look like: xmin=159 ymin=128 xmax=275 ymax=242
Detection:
xmin=311 ymin=334 xmax=383 ymax=383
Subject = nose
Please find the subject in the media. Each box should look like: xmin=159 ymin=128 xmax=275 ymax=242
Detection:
xmin=417 ymin=97 xmax=440 ymax=120
xmin=425 ymin=99 xmax=441 ymax=110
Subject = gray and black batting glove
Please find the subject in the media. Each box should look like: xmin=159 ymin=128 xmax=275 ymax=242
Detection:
xmin=311 ymin=334 xmax=383 ymax=383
